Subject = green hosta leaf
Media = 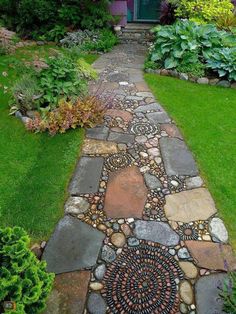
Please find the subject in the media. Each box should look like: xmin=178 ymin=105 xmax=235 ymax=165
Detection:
xmin=164 ymin=58 xmax=178 ymax=69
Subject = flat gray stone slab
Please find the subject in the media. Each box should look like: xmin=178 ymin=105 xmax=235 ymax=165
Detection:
xmin=69 ymin=157 xmax=104 ymax=195
xmin=86 ymin=125 xmax=109 ymax=140
xmin=144 ymin=173 xmax=162 ymax=189
xmin=108 ymin=132 xmax=135 ymax=144
xmin=160 ymin=138 xmax=198 ymax=176
xmin=133 ymin=220 xmax=179 ymax=246
xmin=196 ymin=274 xmax=228 ymax=314
xmin=146 ymin=111 xmax=171 ymax=124
xmin=134 ymin=103 xmax=162 ymax=113
xmin=42 ymin=216 xmax=105 ymax=274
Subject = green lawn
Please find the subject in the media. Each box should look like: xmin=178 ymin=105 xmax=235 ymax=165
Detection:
xmin=0 ymin=45 xmax=97 ymax=242
xmin=145 ymin=74 xmax=236 ymax=249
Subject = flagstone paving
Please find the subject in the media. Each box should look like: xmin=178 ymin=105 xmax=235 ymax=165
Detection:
xmin=43 ymin=44 xmax=236 ymax=314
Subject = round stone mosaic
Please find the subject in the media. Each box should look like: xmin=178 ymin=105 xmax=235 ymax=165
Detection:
xmin=102 ymin=241 xmax=183 ymax=314
xmin=130 ymin=122 xmax=159 ymax=136
xmin=105 ymin=153 xmax=133 ymax=171
xmin=176 ymin=223 xmax=199 ymax=241
xmin=81 ymin=208 xmax=106 ymax=227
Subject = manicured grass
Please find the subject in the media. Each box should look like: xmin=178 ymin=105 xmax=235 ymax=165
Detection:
xmin=0 ymin=45 xmax=97 ymax=241
xmin=145 ymin=74 xmax=236 ymax=249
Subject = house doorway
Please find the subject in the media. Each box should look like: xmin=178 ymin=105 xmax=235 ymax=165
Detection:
xmin=134 ymin=0 xmax=161 ymax=22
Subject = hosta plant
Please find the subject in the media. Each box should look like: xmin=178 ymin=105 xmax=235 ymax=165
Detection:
xmin=147 ymin=20 xmax=236 ymax=79
xmin=149 ymin=20 xmax=222 ymax=69
xmin=204 ymin=47 xmax=236 ymax=81
xmin=0 ymin=226 xmax=54 ymax=314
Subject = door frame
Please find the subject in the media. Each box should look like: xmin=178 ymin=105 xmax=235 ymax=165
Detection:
xmin=133 ymin=0 xmax=159 ymax=22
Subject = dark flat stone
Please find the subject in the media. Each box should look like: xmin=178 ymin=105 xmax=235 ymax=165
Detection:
xmin=87 ymin=293 xmax=107 ymax=314
xmin=108 ymin=132 xmax=135 ymax=144
xmin=69 ymin=157 xmax=104 ymax=195
xmin=86 ymin=125 xmax=109 ymax=140
xmin=42 ymin=216 xmax=105 ymax=274
xmin=196 ymin=274 xmax=229 ymax=314
xmin=146 ymin=111 xmax=171 ymax=124
xmin=160 ymin=138 xmax=198 ymax=176
xmin=134 ymin=220 xmax=180 ymax=246
xmin=44 ymin=270 xmax=90 ymax=314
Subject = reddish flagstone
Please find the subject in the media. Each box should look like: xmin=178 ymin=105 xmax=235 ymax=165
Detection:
xmin=105 ymin=109 xmax=133 ymax=123
xmin=104 ymin=166 xmax=148 ymax=218
xmin=161 ymin=124 xmax=183 ymax=139
xmin=44 ymin=271 xmax=90 ymax=314
xmin=185 ymin=241 xmax=236 ymax=271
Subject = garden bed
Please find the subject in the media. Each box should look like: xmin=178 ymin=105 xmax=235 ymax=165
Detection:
xmin=0 ymin=44 xmax=98 ymax=241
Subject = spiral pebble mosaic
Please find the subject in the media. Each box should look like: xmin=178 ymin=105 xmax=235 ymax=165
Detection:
xmin=102 ymin=241 xmax=183 ymax=314
xmin=105 ymin=153 xmax=133 ymax=172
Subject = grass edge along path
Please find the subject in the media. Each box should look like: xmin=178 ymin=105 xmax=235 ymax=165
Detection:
xmin=0 ymin=45 xmax=97 ymax=242
xmin=145 ymin=73 xmax=236 ymax=249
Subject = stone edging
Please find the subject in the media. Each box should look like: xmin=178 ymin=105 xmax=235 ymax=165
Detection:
xmin=145 ymin=68 xmax=236 ymax=89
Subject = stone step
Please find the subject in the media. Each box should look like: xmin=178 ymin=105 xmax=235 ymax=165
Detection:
xmin=117 ymin=24 xmax=154 ymax=44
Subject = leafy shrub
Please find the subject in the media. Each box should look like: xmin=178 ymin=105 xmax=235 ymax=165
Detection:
xmin=0 ymin=0 xmax=112 ymax=37
xmin=61 ymin=29 xmax=118 ymax=52
xmin=171 ymin=0 xmax=234 ymax=25
xmin=0 ymin=226 xmax=54 ymax=314
xmin=204 ymin=47 xmax=236 ymax=81
xmin=220 ymin=272 xmax=236 ymax=313
xmin=44 ymin=25 xmax=67 ymax=43
xmin=26 ymin=96 xmax=107 ymax=135
xmin=147 ymin=20 xmax=236 ymax=80
xmin=37 ymin=55 xmax=91 ymax=109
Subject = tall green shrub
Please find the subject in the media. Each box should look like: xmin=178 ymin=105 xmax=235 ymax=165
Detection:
xmin=0 ymin=0 xmax=113 ymax=36
xmin=0 ymin=227 xmax=54 ymax=314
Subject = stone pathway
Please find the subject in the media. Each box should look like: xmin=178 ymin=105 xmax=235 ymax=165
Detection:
xmin=43 ymin=44 xmax=236 ymax=314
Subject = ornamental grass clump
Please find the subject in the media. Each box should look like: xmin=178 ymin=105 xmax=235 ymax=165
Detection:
xmin=0 ymin=226 xmax=54 ymax=314
xmin=220 ymin=272 xmax=236 ymax=313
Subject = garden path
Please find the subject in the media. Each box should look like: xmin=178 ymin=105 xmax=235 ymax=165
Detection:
xmin=43 ymin=44 xmax=235 ymax=314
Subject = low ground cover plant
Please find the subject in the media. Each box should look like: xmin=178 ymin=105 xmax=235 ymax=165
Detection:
xmin=0 ymin=226 xmax=54 ymax=314
xmin=146 ymin=20 xmax=236 ymax=80
xmin=60 ymin=29 xmax=118 ymax=53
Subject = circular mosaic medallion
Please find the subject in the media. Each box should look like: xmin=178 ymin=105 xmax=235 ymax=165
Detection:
xmin=102 ymin=241 xmax=183 ymax=314
xmin=177 ymin=223 xmax=199 ymax=240
xmin=131 ymin=122 xmax=159 ymax=136
xmin=81 ymin=208 xmax=106 ymax=227
xmin=105 ymin=153 xmax=132 ymax=171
